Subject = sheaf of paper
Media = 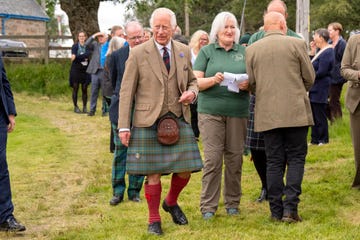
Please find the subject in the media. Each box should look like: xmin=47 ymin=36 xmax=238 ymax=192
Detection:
xmin=220 ymin=72 xmax=248 ymax=93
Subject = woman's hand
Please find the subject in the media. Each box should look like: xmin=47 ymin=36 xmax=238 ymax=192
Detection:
xmin=213 ymin=72 xmax=224 ymax=84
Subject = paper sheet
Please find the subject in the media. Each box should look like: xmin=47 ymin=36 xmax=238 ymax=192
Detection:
xmin=220 ymin=72 xmax=248 ymax=93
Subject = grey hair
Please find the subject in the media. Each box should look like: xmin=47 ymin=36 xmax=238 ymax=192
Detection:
xmin=209 ymin=12 xmax=240 ymax=44
xmin=124 ymin=21 xmax=143 ymax=35
xmin=106 ymin=36 xmax=126 ymax=56
xmin=315 ymin=28 xmax=330 ymax=42
xmin=149 ymin=8 xmax=177 ymax=30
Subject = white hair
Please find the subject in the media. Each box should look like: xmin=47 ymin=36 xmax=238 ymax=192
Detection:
xmin=125 ymin=21 xmax=143 ymax=35
xmin=106 ymin=36 xmax=126 ymax=56
xmin=209 ymin=12 xmax=240 ymax=44
xmin=149 ymin=7 xmax=177 ymax=30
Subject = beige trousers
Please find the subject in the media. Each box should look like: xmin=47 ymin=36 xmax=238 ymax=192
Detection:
xmin=199 ymin=113 xmax=247 ymax=213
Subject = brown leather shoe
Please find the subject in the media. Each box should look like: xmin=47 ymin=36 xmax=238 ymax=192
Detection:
xmin=281 ymin=212 xmax=302 ymax=223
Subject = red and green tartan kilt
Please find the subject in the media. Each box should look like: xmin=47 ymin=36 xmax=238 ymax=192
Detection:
xmin=126 ymin=119 xmax=203 ymax=175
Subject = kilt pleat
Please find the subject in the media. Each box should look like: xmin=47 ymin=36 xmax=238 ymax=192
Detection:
xmin=126 ymin=119 xmax=203 ymax=175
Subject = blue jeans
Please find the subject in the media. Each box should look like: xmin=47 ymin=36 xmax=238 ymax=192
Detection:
xmin=0 ymin=125 xmax=14 ymax=223
xmin=89 ymin=69 xmax=104 ymax=113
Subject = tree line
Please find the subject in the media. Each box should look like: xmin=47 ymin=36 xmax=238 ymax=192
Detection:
xmin=40 ymin=0 xmax=360 ymax=41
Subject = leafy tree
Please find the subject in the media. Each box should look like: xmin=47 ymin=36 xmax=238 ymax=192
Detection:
xmin=59 ymin=0 xmax=101 ymax=41
xmin=311 ymin=0 xmax=360 ymax=39
xmin=47 ymin=0 xmax=360 ymax=43
xmin=36 ymin=0 xmax=58 ymax=36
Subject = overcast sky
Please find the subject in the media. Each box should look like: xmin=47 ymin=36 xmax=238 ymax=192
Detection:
xmin=97 ymin=1 xmax=126 ymax=32
xmin=56 ymin=1 xmax=126 ymax=33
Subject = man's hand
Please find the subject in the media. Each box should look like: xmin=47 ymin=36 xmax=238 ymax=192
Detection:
xmin=119 ymin=131 xmax=131 ymax=147
xmin=8 ymin=115 xmax=15 ymax=133
xmin=178 ymin=90 xmax=196 ymax=106
xmin=238 ymin=79 xmax=249 ymax=90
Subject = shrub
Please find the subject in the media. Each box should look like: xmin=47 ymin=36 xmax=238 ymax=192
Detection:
xmin=4 ymin=60 xmax=72 ymax=97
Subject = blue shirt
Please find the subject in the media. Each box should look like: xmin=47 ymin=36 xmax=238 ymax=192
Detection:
xmin=100 ymin=41 xmax=109 ymax=68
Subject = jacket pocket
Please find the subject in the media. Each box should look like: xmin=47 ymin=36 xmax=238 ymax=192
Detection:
xmin=135 ymin=103 xmax=150 ymax=111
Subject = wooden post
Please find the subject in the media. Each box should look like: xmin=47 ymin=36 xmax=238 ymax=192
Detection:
xmin=296 ymin=0 xmax=310 ymax=45
xmin=44 ymin=31 xmax=49 ymax=64
xmin=184 ymin=0 xmax=190 ymax=38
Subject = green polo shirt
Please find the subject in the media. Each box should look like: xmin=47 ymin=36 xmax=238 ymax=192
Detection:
xmin=248 ymin=28 xmax=301 ymax=45
xmin=193 ymin=43 xmax=249 ymax=118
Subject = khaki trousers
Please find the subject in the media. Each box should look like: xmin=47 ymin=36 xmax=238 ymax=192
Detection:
xmin=199 ymin=113 xmax=247 ymax=213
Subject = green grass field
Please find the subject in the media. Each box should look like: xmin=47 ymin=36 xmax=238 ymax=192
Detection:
xmin=1 ymin=91 xmax=359 ymax=240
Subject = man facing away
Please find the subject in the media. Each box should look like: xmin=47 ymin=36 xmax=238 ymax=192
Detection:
xmin=341 ymin=33 xmax=360 ymax=189
xmin=246 ymin=12 xmax=315 ymax=223
xmin=0 ymin=55 xmax=26 ymax=232
xmin=118 ymin=7 xmax=202 ymax=235
xmin=108 ymin=21 xmax=145 ymax=206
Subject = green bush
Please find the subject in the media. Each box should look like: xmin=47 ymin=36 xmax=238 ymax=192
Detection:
xmin=4 ymin=61 xmax=72 ymax=97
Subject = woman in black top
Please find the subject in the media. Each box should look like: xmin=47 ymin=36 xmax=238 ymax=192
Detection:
xmin=69 ymin=31 xmax=91 ymax=113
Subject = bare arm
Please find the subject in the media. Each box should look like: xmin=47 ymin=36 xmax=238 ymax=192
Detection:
xmin=194 ymin=71 xmax=224 ymax=91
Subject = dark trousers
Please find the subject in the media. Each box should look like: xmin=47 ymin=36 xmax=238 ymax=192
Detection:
xmin=328 ymin=83 xmax=344 ymax=122
xmin=190 ymin=103 xmax=199 ymax=138
xmin=263 ymin=126 xmax=308 ymax=219
xmin=311 ymin=102 xmax=329 ymax=144
xmin=251 ymin=149 xmax=267 ymax=190
xmin=0 ymin=126 xmax=14 ymax=223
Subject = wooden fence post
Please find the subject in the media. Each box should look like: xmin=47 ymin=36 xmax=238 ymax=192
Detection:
xmin=44 ymin=31 xmax=49 ymax=64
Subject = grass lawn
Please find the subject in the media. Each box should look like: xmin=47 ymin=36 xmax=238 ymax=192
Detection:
xmin=1 ymin=92 xmax=359 ymax=240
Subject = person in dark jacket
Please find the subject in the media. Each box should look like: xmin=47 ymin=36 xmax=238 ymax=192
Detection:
xmin=0 ymin=56 xmax=26 ymax=232
xmin=309 ymin=28 xmax=335 ymax=145
xmin=108 ymin=21 xmax=145 ymax=206
xmin=327 ymin=22 xmax=347 ymax=123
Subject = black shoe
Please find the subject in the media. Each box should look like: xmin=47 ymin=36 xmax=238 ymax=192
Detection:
xmin=74 ymin=106 xmax=81 ymax=113
xmin=82 ymin=106 xmax=88 ymax=114
xmin=0 ymin=216 xmax=26 ymax=232
xmin=129 ymin=196 xmax=141 ymax=202
xmin=148 ymin=222 xmax=163 ymax=235
xmin=281 ymin=212 xmax=302 ymax=223
xmin=87 ymin=111 xmax=95 ymax=116
xmin=109 ymin=195 xmax=123 ymax=206
xmin=162 ymin=200 xmax=188 ymax=225
xmin=256 ymin=188 xmax=268 ymax=202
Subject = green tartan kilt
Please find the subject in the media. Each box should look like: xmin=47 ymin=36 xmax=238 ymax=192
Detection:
xmin=126 ymin=119 xmax=203 ymax=175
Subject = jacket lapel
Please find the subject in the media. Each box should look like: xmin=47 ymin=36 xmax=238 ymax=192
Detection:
xmin=145 ymin=41 xmax=163 ymax=83
xmin=172 ymin=41 xmax=187 ymax=90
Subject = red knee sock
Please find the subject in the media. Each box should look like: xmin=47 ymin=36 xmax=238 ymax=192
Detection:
xmin=144 ymin=182 xmax=162 ymax=224
xmin=165 ymin=174 xmax=190 ymax=206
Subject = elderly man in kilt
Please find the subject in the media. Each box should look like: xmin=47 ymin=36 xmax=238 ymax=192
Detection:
xmin=118 ymin=7 xmax=202 ymax=235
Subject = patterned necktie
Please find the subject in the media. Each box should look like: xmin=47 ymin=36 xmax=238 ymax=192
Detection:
xmin=163 ymin=47 xmax=170 ymax=73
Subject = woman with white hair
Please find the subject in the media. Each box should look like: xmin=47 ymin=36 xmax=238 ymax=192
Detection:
xmin=193 ymin=11 xmax=249 ymax=220
xmin=103 ymin=36 xmax=126 ymax=152
xmin=103 ymin=36 xmax=126 ymax=101
xmin=188 ymin=30 xmax=209 ymax=141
